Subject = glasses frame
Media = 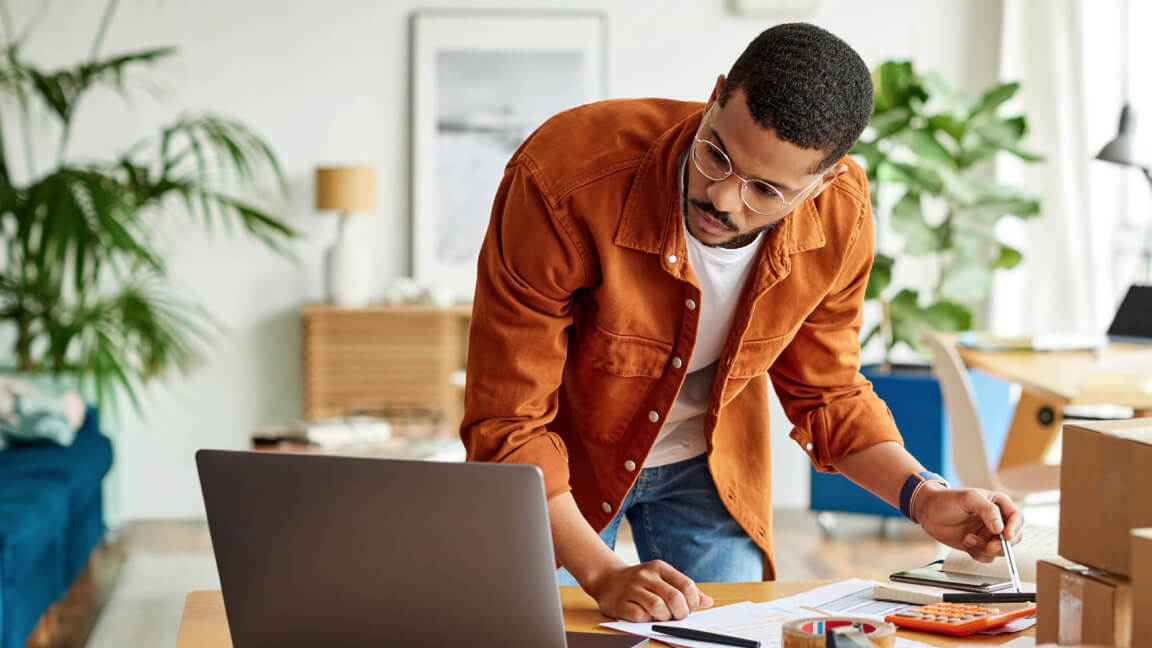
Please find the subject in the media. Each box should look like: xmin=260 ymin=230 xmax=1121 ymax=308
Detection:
xmin=690 ymin=126 xmax=823 ymax=216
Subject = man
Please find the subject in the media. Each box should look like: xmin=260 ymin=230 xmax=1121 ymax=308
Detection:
xmin=461 ymin=22 xmax=1023 ymax=623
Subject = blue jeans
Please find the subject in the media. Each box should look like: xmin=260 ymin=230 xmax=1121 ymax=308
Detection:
xmin=557 ymin=453 xmax=763 ymax=585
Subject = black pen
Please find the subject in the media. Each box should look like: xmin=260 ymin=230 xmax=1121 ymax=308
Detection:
xmin=651 ymin=624 xmax=760 ymax=648
xmin=943 ymin=592 xmax=1036 ymax=603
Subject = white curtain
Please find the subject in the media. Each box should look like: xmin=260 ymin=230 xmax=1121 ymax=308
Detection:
xmin=991 ymin=0 xmax=1130 ymax=334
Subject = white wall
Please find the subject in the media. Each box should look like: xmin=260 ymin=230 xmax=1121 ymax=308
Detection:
xmin=8 ymin=0 xmax=1002 ymax=519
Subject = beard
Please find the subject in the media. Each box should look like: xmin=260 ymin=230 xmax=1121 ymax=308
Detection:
xmin=687 ymin=198 xmax=780 ymax=248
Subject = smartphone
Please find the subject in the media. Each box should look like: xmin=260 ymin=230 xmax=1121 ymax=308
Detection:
xmin=890 ymin=561 xmax=1014 ymax=593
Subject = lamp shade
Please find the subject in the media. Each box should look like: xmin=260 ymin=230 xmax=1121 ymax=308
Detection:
xmin=1096 ymin=104 xmax=1152 ymax=170
xmin=315 ymin=165 xmax=377 ymax=212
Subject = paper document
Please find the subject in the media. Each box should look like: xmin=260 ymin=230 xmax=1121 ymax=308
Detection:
xmin=601 ymin=580 xmax=934 ymax=648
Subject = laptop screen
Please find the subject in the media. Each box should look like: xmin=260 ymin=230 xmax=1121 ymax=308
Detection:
xmin=1108 ymin=285 xmax=1152 ymax=340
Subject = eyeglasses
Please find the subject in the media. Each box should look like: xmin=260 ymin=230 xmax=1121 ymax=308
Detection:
xmin=690 ymin=135 xmax=823 ymax=216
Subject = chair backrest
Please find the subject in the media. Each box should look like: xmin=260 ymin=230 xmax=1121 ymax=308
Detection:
xmin=925 ymin=333 xmax=1004 ymax=492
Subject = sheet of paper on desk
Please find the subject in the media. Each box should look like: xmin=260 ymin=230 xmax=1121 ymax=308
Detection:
xmin=601 ymin=584 xmax=935 ymax=648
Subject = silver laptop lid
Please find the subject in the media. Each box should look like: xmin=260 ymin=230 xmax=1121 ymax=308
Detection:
xmin=196 ymin=450 xmax=567 ymax=648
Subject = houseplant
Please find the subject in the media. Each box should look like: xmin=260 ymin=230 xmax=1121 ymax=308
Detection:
xmin=0 ymin=1 xmax=296 ymax=409
xmin=810 ymin=60 xmax=1042 ymax=521
xmin=854 ymin=60 xmax=1043 ymax=361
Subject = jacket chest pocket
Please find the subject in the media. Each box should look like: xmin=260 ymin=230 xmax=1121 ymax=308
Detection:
xmin=563 ymin=322 xmax=671 ymax=443
xmin=721 ymin=334 xmax=791 ymax=407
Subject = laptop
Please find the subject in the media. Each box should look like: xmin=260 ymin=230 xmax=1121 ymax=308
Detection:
xmin=196 ymin=450 xmax=645 ymax=648
xmin=1107 ymin=284 xmax=1152 ymax=344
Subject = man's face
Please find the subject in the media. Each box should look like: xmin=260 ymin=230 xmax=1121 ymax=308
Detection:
xmin=685 ymin=86 xmax=832 ymax=248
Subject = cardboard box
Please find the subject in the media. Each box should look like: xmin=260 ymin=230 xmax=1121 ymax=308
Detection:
xmin=1037 ymin=557 xmax=1132 ymax=646
xmin=1134 ymin=529 xmax=1152 ymax=647
xmin=1059 ymin=419 xmax=1152 ymax=575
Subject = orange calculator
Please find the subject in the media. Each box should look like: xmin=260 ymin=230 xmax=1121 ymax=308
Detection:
xmin=884 ymin=601 xmax=1036 ymax=636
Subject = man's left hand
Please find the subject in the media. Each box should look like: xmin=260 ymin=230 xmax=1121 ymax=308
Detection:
xmin=913 ymin=485 xmax=1023 ymax=562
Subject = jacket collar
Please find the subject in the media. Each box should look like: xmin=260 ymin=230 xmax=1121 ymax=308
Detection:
xmin=614 ymin=106 xmax=826 ymax=275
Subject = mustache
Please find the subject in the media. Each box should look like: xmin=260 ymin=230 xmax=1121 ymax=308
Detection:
xmin=689 ymin=199 xmax=736 ymax=231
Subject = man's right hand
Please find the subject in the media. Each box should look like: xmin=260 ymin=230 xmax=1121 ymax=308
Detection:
xmin=584 ymin=559 xmax=714 ymax=622
xmin=547 ymin=492 xmax=714 ymax=622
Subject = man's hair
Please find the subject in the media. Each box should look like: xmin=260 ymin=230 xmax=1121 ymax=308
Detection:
xmin=718 ymin=23 xmax=873 ymax=172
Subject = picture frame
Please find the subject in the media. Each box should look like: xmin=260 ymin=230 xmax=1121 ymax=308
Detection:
xmin=409 ymin=11 xmax=606 ymax=300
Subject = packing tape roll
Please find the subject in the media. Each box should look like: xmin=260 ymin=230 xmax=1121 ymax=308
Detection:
xmin=781 ymin=617 xmax=896 ymax=648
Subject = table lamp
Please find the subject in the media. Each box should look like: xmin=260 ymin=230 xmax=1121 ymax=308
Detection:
xmin=1096 ymin=103 xmax=1152 ymax=284
xmin=315 ymin=165 xmax=377 ymax=307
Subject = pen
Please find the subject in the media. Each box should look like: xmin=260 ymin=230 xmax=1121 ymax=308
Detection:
xmin=996 ymin=504 xmax=1022 ymax=593
xmin=943 ymin=592 xmax=1036 ymax=603
xmin=651 ymin=624 xmax=761 ymax=648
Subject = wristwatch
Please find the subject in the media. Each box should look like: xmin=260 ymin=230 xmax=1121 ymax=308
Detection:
xmin=899 ymin=470 xmax=949 ymax=522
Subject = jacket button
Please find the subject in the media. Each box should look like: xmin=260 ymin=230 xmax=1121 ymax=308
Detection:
xmin=667 ymin=254 xmax=678 ymax=263
xmin=685 ymin=298 xmax=697 ymax=310
xmin=624 ymin=459 xmax=637 ymax=472
xmin=805 ymin=443 xmax=814 ymax=451
xmin=648 ymin=410 xmax=660 ymax=423
xmin=671 ymin=356 xmax=683 ymax=369
xmin=602 ymin=501 xmax=612 ymax=514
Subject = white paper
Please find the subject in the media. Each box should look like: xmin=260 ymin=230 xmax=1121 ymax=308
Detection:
xmin=600 ymin=581 xmax=936 ymax=648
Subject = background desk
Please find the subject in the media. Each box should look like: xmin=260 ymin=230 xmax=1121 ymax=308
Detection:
xmin=175 ymin=583 xmax=1033 ymax=647
xmin=956 ymin=341 xmax=1152 ymax=469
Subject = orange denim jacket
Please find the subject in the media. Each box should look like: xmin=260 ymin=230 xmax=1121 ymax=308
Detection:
xmin=461 ymin=98 xmax=903 ymax=579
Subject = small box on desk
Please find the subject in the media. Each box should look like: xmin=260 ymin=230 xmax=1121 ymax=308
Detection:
xmin=1059 ymin=419 xmax=1152 ymax=575
xmin=1133 ymin=529 xmax=1152 ymax=647
xmin=1037 ymin=557 xmax=1131 ymax=646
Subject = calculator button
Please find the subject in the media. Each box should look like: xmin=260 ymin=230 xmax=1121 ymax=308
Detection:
xmin=948 ymin=619 xmax=964 ymax=624
xmin=973 ymin=612 xmax=987 ymax=616
xmin=961 ymin=615 xmax=975 ymax=620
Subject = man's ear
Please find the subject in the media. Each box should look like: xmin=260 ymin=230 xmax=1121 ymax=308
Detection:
xmin=706 ymin=74 xmax=726 ymax=109
xmin=809 ymin=163 xmax=849 ymax=201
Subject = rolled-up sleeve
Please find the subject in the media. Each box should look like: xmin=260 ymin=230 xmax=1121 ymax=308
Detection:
xmin=769 ymin=200 xmax=902 ymax=473
xmin=461 ymin=156 xmax=592 ymax=500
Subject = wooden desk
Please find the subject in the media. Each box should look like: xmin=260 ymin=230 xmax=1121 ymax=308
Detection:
xmin=956 ymin=341 xmax=1152 ymax=469
xmin=175 ymin=584 xmax=1032 ymax=647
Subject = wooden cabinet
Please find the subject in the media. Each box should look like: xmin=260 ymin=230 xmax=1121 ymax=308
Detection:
xmin=300 ymin=304 xmax=471 ymax=424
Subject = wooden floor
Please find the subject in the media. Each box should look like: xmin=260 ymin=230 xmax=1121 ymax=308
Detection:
xmin=46 ymin=511 xmax=938 ymax=647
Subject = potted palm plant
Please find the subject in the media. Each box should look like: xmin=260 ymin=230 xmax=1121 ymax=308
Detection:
xmin=0 ymin=2 xmax=296 ymax=409
xmin=810 ymin=60 xmax=1043 ymax=521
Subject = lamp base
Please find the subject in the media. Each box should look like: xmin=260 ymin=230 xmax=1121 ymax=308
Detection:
xmin=326 ymin=213 xmax=373 ymax=308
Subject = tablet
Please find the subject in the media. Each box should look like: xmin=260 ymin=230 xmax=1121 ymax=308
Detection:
xmin=890 ymin=561 xmax=1014 ymax=593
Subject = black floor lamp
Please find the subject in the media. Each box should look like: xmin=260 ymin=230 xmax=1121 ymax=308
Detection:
xmin=1096 ymin=103 xmax=1152 ymax=286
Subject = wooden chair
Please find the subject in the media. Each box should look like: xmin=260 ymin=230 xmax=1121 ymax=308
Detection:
xmin=925 ymin=333 xmax=1060 ymax=502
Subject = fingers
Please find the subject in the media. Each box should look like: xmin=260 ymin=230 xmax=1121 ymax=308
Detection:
xmin=970 ymin=490 xmax=1006 ymax=535
xmin=629 ymin=589 xmax=673 ymax=622
xmin=654 ymin=561 xmax=706 ymax=612
xmin=988 ymin=491 xmax=1024 ymax=542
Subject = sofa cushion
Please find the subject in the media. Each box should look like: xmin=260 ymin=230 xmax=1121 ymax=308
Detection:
xmin=0 ymin=478 xmax=69 ymax=591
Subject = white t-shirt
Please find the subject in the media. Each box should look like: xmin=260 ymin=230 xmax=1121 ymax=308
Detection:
xmin=643 ymin=154 xmax=764 ymax=467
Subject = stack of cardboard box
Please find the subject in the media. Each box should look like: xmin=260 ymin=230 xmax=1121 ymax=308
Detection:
xmin=1036 ymin=419 xmax=1152 ymax=647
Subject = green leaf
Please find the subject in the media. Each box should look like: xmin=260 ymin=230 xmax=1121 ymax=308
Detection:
xmin=994 ymin=244 xmax=1023 ymax=269
xmin=887 ymin=289 xmax=973 ymax=354
xmin=2 ymin=47 xmax=177 ymax=125
xmin=926 ymin=114 xmax=967 ymax=143
xmin=878 ymin=162 xmax=944 ymax=194
xmin=870 ymin=106 xmax=914 ymax=139
xmin=866 ymin=254 xmax=894 ymax=300
xmin=890 ymin=193 xmax=943 ymax=254
xmin=970 ymin=82 xmax=1020 ymax=118
xmin=900 ymin=128 xmax=956 ymax=167
xmin=874 ymin=61 xmax=926 ymax=113
xmin=938 ymin=255 xmax=993 ymax=302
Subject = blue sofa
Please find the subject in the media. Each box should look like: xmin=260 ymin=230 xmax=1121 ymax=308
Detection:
xmin=0 ymin=406 xmax=113 ymax=648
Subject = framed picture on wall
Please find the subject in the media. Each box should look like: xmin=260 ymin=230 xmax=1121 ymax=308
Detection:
xmin=409 ymin=11 xmax=606 ymax=300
